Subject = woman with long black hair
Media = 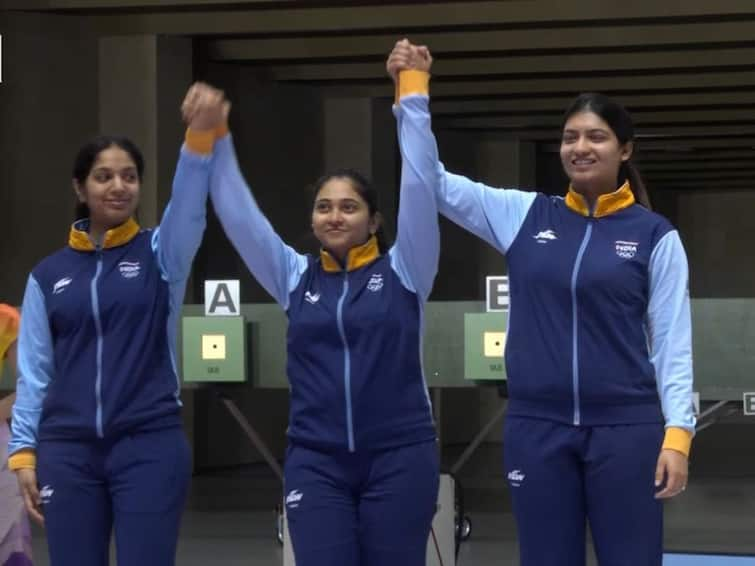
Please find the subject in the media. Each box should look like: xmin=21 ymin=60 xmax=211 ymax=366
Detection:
xmin=388 ymin=39 xmax=694 ymax=566
xmin=8 ymin=84 xmax=225 ymax=566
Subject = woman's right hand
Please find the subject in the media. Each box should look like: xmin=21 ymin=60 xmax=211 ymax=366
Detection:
xmin=181 ymin=82 xmax=230 ymax=131
xmin=15 ymin=468 xmax=44 ymax=525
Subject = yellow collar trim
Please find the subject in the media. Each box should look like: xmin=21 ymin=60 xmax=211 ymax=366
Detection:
xmin=69 ymin=217 xmax=141 ymax=251
xmin=321 ymin=235 xmax=380 ymax=272
xmin=565 ymin=181 xmax=635 ymax=218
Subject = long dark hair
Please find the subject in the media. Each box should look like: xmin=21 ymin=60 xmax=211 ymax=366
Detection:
xmin=72 ymin=135 xmax=144 ymax=220
xmin=310 ymin=169 xmax=391 ymax=253
xmin=561 ymin=93 xmax=651 ymax=209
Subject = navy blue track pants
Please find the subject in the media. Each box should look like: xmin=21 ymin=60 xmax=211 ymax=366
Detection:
xmin=284 ymin=440 xmax=439 ymax=566
xmin=503 ymin=416 xmax=665 ymax=566
xmin=36 ymin=427 xmax=191 ymax=566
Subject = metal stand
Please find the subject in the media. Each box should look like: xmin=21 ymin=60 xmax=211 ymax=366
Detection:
xmin=695 ymin=400 xmax=739 ymax=434
xmin=450 ymin=400 xmax=507 ymax=476
xmin=213 ymin=389 xmax=284 ymax=484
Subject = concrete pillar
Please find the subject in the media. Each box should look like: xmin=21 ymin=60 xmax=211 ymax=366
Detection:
xmin=321 ymin=95 xmax=398 ymax=240
xmin=98 ymin=35 xmax=192 ymax=227
xmin=474 ymin=136 xmax=536 ymax=281
xmin=323 ymin=96 xmax=374 ymax=175
xmin=473 ymin=136 xmax=536 ymax=444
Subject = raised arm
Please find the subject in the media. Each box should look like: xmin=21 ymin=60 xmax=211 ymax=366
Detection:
xmin=386 ymin=40 xmax=537 ymax=256
xmin=209 ymin=129 xmax=307 ymax=310
xmin=153 ymin=83 xmax=221 ymax=284
xmin=387 ymin=46 xmax=440 ymax=301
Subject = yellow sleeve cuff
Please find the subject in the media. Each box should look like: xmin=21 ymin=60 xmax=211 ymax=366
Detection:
xmin=8 ymin=449 xmax=36 ymax=471
xmin=185 ymin=128 xmax=215 ymax=155
xmin=396 ymin=70 xmax=430 ymax=104
xmin=662 ymin=427 xmax=693 ymax=457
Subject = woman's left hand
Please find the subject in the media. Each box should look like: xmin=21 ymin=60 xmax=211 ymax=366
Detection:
xmin=654 ymin=448 xmax=689 ymax=499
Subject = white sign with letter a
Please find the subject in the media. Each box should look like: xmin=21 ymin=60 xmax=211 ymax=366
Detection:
xmin=205 ymin=280 xmax=240 ymax=316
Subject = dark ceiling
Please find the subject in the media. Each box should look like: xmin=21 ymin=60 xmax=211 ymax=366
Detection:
xmin=3 ymin=0 xmax=755 ymax=192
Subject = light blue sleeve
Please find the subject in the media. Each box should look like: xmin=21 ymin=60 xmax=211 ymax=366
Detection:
xmin=151 ymin=144 xmax=212 ymax=284
xmin=398 ymin=93 xmax=536 ymax=253
xmin=209 ymin=135 xmax=307 ymax=310
xmin=437 ymin=172 xmax=537 ymax=255
xmin=9 ymin=275 xmax=54 ymax=455
xmin=390 ymin=95 xmax=440 ymax=302
xmin=647 ymin=230 xmax=696 ymax=432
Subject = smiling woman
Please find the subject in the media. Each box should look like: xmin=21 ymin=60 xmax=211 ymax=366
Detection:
xmin=71 ymin=136 xmax=144 ymax=243
xmin=388 ymin=39 xmax=694 ymax=566
xmin=7 ymin=83 xmax=225 ymax=566
xmin=204 ymin=68 xmax=442 ymax=564
xmin=310 ymin=169 xmax=386 ymax=264
xmin=560 ymin=92 xmax=652 ymax=209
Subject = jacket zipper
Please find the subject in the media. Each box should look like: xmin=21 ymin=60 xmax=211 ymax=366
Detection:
xmin=570 ymin=218 xmax=593 ymax=426
xmin=91 ymin=247 xmax=106 ymax=438
xmin=335 ymin=271 xmax=355 ymax=452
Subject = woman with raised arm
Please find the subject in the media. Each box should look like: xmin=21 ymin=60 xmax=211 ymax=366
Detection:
xmin=196 ymin=70 xmax=441 ymax=565
xmin=388 ymin=39 xmax=695 ymax=566
xmin=7 ymin=84 xmax=225 ymax=566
